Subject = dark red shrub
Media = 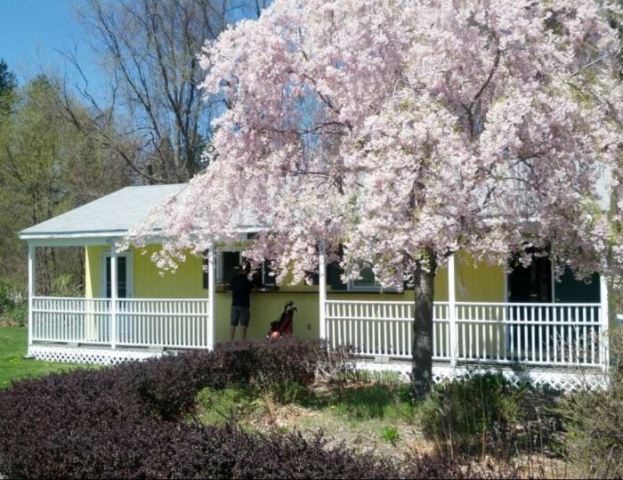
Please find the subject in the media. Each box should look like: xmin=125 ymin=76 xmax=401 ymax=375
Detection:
xmin=0 ymin=338 xmax=352 ymax=478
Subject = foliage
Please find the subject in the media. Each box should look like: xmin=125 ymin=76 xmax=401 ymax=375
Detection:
xmin=134 ymin=0 xmax=623 ymax=396
xmin=0 ymin=59 xmax=16 ymax=116
xmin=401 ymin=453 xmax=520 ymax=480
xmin=327 ymin=381 xmax=415 ymax=422
xmin=0 ymin=76 xmax=130 ymax=293
xmin=50 ymin=273 xmax=82 ymax=297
xmin=419 ymin=373 xmax=561 ymax=457
xmin=0 ymin=338 xmax=363 ymax=478
xmin=380 ymin=425 xmax=400 ymax=445
xmin=0 ymin=281 xmax=26 ymax=327
xmin=560 ymin=329 xmax=623 ymax=478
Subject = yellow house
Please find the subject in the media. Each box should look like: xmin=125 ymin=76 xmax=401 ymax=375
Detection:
xmin=19 ymin=184 xmax=611 ymax=389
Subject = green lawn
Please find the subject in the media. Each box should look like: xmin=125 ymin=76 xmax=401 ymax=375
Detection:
xmin=0 ymin=327 xmax=86 ymax=388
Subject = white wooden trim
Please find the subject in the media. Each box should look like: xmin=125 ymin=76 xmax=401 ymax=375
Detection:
xmin=110 ymin=249 xmax=117 ymax=349
xmin=600 ymin=274 xmax=609 ymax=372
xmin=27 ymin=244 xmax=35 ymax=347
xmin=24 ymin=237 xmax=116 ymax=248
xmin=448 ymin=254 xmax=457 ymax=367
xmin=207 ymin=244 xmax=216 ymax=350
xmin=318 ymin=241 xmax=327 ymax=340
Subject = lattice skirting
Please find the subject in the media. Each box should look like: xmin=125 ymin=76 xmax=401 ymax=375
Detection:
xmin=355 ymin=360 xmax=609 ymax=392
xmin=28 ymin=345 xmax=608 ymax=392
xmin=28 ymin=345 xmax=162 ymax=366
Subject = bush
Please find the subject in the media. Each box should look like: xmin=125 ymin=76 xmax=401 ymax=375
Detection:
xmin=0 ymin=280 xmax=26 ymax=327
xmin=419 ymin=373 xmax=561 ymax=457
xmin=560 ymin=330 xmax=623 ymax=478
xmin=402 ymin=453 xmax=520 ymax=479
xmin=0 ymin=338 xmax=352 ymax=478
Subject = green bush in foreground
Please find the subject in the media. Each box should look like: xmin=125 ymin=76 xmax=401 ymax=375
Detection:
xmin=561 ymin=330 xmax=623 ymax=478
xmin=419 ymin=373 xmax=561 ymax=457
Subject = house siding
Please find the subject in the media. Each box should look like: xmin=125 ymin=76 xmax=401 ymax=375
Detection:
xmin=84 ymin=245 xmax=505 ymax=342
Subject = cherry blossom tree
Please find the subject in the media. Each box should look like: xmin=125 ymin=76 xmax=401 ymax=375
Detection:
xmin=132 ymin=0 xmax=623 ymax=396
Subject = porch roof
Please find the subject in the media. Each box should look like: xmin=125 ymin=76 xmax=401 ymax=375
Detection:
xmin=19 ymin=184 xmax=204 ymax=242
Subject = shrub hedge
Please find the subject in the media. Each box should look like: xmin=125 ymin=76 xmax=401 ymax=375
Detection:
xmin=0 ymin=339 xmax=523 ymax=478
xmin=0 ymin=338 xmax=358 ymax=478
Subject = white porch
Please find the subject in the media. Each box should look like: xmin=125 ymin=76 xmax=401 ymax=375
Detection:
xmin=25 ymin=245 xmax=613 ymax=387
xmin=28 ymin=295 xmax=609 ymax=371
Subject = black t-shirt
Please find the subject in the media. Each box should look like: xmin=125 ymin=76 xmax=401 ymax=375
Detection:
xmin=230 ymin=273 xmax=252 ymax=308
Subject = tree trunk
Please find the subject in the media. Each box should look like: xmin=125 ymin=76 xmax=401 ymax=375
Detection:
xmin=411 ymin=250 xmax=437 ymax=398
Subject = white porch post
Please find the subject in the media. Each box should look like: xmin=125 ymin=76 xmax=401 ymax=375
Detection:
xmin=207 ymin=244 xmax=216 ymax=350
xmin=110 ymin=246 xmax=118 ymax=349
xmin=27 ymin=243 xmax=35 ymax=348
xmin=448 ymin=253 xmax=457 ymax=367
xmin=600 ymin=274 xmax=609 ymax=372
xmin=318 ymin=241 xmax=327 ymax=341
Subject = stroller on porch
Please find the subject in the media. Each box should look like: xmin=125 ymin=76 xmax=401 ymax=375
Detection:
xmin=266 ymin=301 xmax=297 ymax=339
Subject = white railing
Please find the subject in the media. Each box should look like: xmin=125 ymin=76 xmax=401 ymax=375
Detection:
xmin=325 ymin=300 xmax=605 ymax=368
xmin=31 ymin=297 xmax=211 ymax=349
xmin=32 ymin=297 xmax=111 ymax=344
xmin=116 ymin=299 xmax=211 ymax=348
xmin=324 ymin=300 xmax=450 ymax=360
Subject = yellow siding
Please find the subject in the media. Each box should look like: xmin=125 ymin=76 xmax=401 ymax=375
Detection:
xmin=85 ymin=245 xmax=107 ymax=298
xmin=133 ymin=246 xmax=207 ymax=298
xmin=84 ymin=245 xmax=505 ymax=343
xmin=455 ymin=252 xmax=505 ymax=302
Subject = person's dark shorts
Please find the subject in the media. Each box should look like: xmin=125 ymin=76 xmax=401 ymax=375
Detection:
xmin=230 ymin=306 xmax=250 ymax=327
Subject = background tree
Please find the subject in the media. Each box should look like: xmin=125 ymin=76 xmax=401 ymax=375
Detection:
xmin=135 ymin=0 xmax=623 ymax=397
xmin=63 ymin=0 xmax=271 ymax=184
xmin=0 ymin=59 xmax=16 ymax=117
xmin=0 ymin=75 xmax=130 ymax=295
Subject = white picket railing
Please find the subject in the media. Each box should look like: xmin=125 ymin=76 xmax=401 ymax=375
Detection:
xmin=31 ymin=297 xmax=211 ymax=349
xmin=325 ymin=300 xmax=605 ymax=368
xmin=32 ymin=297 xmax=111 ymax=344
xmin=116 ymin=299 xmax=211 ymax=348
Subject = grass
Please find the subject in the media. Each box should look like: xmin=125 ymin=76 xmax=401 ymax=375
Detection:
xmin=0 ymin=326 xmax=86 ymax=389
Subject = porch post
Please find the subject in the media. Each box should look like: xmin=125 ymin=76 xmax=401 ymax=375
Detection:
xmin=318 ymin=241 xmax=327 ymax=341
xmin=207 ymin=243 xmax=216 ymax=350
xmin=599 ymin=274 xmax=609 ymax=372
xmin=110 ymin=245 xmax=118 ymax=349
xmin=448 ymin=253 xmax=457 ymax=367
xmin=27 ymin=243 xmax=35 ymax=348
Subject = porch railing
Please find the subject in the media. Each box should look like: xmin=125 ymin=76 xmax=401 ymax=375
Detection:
xmin=31 ymin=297 xmax=211 ymax=349
xmin=325 ymin=300 xmax=606 ymax=368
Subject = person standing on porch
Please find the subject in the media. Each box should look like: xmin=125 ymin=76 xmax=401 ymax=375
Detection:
xmin=229 ymin=263 xmax=253 ymax=341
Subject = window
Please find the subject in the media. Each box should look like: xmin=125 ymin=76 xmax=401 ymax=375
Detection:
xmin=205 ymin=250 xmax=277 ymax=289
xmin=259 ymin=259 xmax=277 ymax=288
xmin=348 ymin=266 xmax=381 ymax=291
xmin=327 ymin=248 xmax=402 ymax=293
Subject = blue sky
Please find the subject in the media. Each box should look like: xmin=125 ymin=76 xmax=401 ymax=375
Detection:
xmin=0 ymin=0 xmax=105 ymax=95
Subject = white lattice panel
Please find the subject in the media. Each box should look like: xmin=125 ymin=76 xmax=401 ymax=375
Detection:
xmin=28 ymin=346 xmax=161 ymax=366
xmin=355 ymin=361 xmax=608 ymax=392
